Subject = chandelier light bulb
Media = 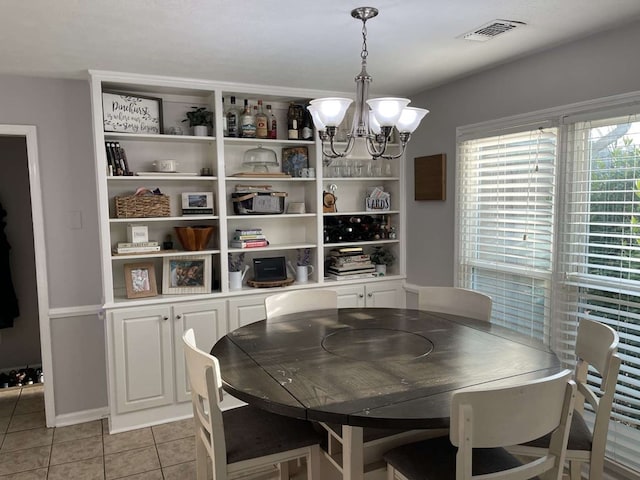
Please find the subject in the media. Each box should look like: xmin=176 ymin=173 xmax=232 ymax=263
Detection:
xmin=366 ymin=98 xmax=410 ymax=127
xmin=309 ymin=98 xmax=352 ymax=127
xmin=395 ymin=107 xmax=430 ymax=133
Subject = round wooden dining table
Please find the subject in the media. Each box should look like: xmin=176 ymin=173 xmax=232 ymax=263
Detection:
xmin=211 ymin=307 xmax=562 ymax=480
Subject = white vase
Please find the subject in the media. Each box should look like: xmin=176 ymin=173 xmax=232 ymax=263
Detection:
xmin=193 ymin=125 xmax=208 ymax=136
xmin=375 ymin=264 xmax=387 ymax=276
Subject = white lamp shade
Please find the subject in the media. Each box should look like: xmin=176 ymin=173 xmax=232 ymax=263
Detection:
xmin=309 ymin=97 xmax=353 ymax=127
xmin=307 ymin=104 xmax=326 ymax=131
xmin=366 ymin=97 xmax=410 ymax=127
xmin=395 ymin=107 xmax=429 ymax=133
xmin=368 ymin=110 xmax=382 ymax=135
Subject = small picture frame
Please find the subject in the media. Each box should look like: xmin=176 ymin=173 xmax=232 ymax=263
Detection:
xmin=124 ymin=262 xmax=158 ymax=299
xmin=102 ymin=91 xmax=164 ymax=134
xmin=163 ymin=255 xmax=211 ymax=294
xmin=282 ymin=146 xmax=309 ymax=177
xmin=181 ymin=192 xmax=214 ymax=215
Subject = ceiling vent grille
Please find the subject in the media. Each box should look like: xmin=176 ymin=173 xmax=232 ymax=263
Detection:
xmin=462 ymin=19 xmax=526 ymax=42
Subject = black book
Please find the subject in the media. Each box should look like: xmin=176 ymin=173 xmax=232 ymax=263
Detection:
xmin=104 ymin=142 xmax=116 ymax=175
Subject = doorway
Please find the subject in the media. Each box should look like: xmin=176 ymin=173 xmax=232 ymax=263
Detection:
xmin=0 ymin=125 xmax=53 ymax=426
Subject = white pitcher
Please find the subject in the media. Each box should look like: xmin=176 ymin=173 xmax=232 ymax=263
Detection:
xmin=295 ymin=265 xmax=314 ymax=283
xmin=229 ymin=265 xmax=249 ymax=290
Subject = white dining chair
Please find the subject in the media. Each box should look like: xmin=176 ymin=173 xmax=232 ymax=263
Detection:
xmin=264 ymin=289 xmax=338 ymax=319
xmin=384 ymin=370 xmax=576 ymax=480
xmin=507 ymin=318 xmax=621 ymax=480
xmin=182 ymin=328 xmax=322 ymax=480
xmin=417 ymin=286 xmax=492 ymax=322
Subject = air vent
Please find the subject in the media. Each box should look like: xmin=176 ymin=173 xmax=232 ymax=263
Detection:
xmin=462 ymin=19 xmax=526 ymax=42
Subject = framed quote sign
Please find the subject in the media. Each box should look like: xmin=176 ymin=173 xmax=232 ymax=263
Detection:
xmin=102 ymin=91 xmax=163 ymax=134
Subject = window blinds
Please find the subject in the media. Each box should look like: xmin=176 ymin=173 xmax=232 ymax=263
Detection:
xmin=557 ymin=114 xmax=640 ymax=469
xmin=457 ymin=128 xmax=557 ymax=342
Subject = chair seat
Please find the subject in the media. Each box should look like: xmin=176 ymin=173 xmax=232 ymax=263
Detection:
xmin=521 ymin=411 xmax=592 ymax=452
xmin=224 ymin=405 xmax=323 ymax=464
xmin=384 ymin=435 xmax=526 ymax=480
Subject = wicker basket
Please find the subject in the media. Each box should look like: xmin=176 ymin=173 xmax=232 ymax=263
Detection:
xmin=114 ymin=194 xmax=170 ymax=218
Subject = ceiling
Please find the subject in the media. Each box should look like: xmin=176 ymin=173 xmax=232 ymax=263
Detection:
xmin=2 ymin=0 xmax=640 ymax=97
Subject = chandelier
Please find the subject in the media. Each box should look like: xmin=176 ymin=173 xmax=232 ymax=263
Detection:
xmin=309 ymin=7 xmax=429 ymax=161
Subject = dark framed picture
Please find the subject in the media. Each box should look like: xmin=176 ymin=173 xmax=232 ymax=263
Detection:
xmin=124 ymin=262 xmax=158 ymax=299
xmin=282 ymin=146 xmax=309 ymax=177
xmin=162 ymin=255 xmax=211 ymax=294
xmin=102 ymin=91 xmax=164 ymax=134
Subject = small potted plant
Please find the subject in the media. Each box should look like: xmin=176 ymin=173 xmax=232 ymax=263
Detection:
xmin=297 ymin=248 xmax=311 ymax=267
xmin=370 ymin=246 xmax=395 ymax=276
xmin=182 ymin=106 xmax=213 ymax=136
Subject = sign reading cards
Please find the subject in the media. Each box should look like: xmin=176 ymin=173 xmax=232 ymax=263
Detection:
xmin=102 ymin=92 xmax=163 ymax=134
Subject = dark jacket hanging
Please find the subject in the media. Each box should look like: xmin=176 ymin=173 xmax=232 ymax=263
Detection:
xmin=0 ymin=202 xmax=19 ymax=328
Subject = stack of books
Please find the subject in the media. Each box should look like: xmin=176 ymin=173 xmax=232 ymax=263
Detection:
xmin=105 ymin=141 xmax=132 ymax=176
xmin=113 ymin=241 xmax=160 ymax=254
xmin=230 ymin=228 xmax=269 ymax=248
xmin=326 ymin=247 xmax=377 ymax=280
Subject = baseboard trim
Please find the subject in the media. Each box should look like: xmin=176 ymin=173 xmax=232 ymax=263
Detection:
xmin=55 ymin=406 xmax=109 ymax=427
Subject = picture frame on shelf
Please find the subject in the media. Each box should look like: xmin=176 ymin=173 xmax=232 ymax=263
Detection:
xmin=281 ymin=146 xmax=308 ymax=177
xmin=181 ymin=192 xmax=214 ymax=215
xmin=123 ymin=262 xmax=158 ymax=299
xmin=102 ymin=91 xmax=164 ymax=134
xmin=162 ymin=255 xmax=211 ymax=295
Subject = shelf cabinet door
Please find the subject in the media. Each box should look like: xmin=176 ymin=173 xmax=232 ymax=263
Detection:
xmin=227 ymin=294 xmax=269 ymax=331
xmin=173 ymin=300 xmax=228 ymax=403
xmin=333 ymin=285 xmax=366 ymax=308
xmin=111 ymin=306 xmax=174 ymax=414
xmin=365 ymin=281 xmax=404 ymax=308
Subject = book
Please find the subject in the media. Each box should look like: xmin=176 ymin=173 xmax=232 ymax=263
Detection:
xmin=230 ymin=240 xmax=269 ymax=248
xmin=233 ymin=234 xmax=267 ymax=240
xmin=326 ymin=272 xmax=378 ymax=280
xmin=328 ymin=262 xmax=375 ymax=272
xmin=235 ymin=228 xmax=263 ymax=235
xmin=182 ymin=208 xmax=214 ymax=215
xmin=327 ymin=267 xmax=376 ymax=275
xmin=329 ymin=247 xmax=364 ymax=256
xmin=114 ymin=245 xmax=161 ymax=254
xmin=117 ymin=241 xmax=159 ymax=248
xmin=331 ymin=254 xmax=371 ymax=265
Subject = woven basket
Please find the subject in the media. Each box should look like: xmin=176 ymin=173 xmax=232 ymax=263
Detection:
xmin=115 ymin=194 xmax=170 ymax=218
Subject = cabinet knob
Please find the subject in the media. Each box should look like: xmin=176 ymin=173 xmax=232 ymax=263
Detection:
xmin=367 ymin=293 xmax=373 ymax=298
xmin=176 ymin=314 xmax=182 ymax=320
xmin=163 ymin=316 xmax=169 ymax=321
xmin=359 ymin=294 xmax=364 ymax=298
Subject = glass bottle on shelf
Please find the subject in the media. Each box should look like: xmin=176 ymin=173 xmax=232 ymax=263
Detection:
xmin=256 ymin=100 xmax=268 ymax=139
xmin=287 ymin=102 xmax=299 ymax=140
xmin=240 ymin=99 xmax=256 ymax=138
xmin=266 ymin=104 xmax=277 ymax=139
xmin=225 ymin=96 xmax=240 ymax=137
xmin=222 ymin=97 xmax=229 ymax=137
xmin=301 ymin=106 xmax=313 ymax=140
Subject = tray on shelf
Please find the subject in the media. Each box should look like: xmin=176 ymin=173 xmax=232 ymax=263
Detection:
xmin=247 ymin=277 xmax=295 ymax=288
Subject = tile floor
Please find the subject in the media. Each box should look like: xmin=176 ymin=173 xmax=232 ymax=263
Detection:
xmin=0 ymin=384 xmax=199 ymax=479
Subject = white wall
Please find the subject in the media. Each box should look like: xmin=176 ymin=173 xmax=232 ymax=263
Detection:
xmin=0 ymin=136 xmax=40 ymax=370
xmin=0 ymin=76 xmax=107 ymax=415
xmin=404 ymin=18 xmax=640 ymax=286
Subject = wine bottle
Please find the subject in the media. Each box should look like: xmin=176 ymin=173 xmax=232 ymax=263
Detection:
xmin=256 ymin=100 xmax=268 ymax=139
xmin=266 ymin=104 xmax=277 ymax=139
xmin=240 ymin=99 xmax=256 ymax=138
xmin=226 ymin=96 xmax=240 ymax=137
xmin=302 ymin=106 xmax=313 ymax=140
xmin=222 ymin=97 xmax=229 ymax=137
xmin=288 ymin=102 xmax=299 ymax=140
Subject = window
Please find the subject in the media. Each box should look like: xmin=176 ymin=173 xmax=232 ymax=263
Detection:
xmin=457 ymin=128 xmax=557 ymax=342
xmin=457 ymin=106 xmax=640 ymax=471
